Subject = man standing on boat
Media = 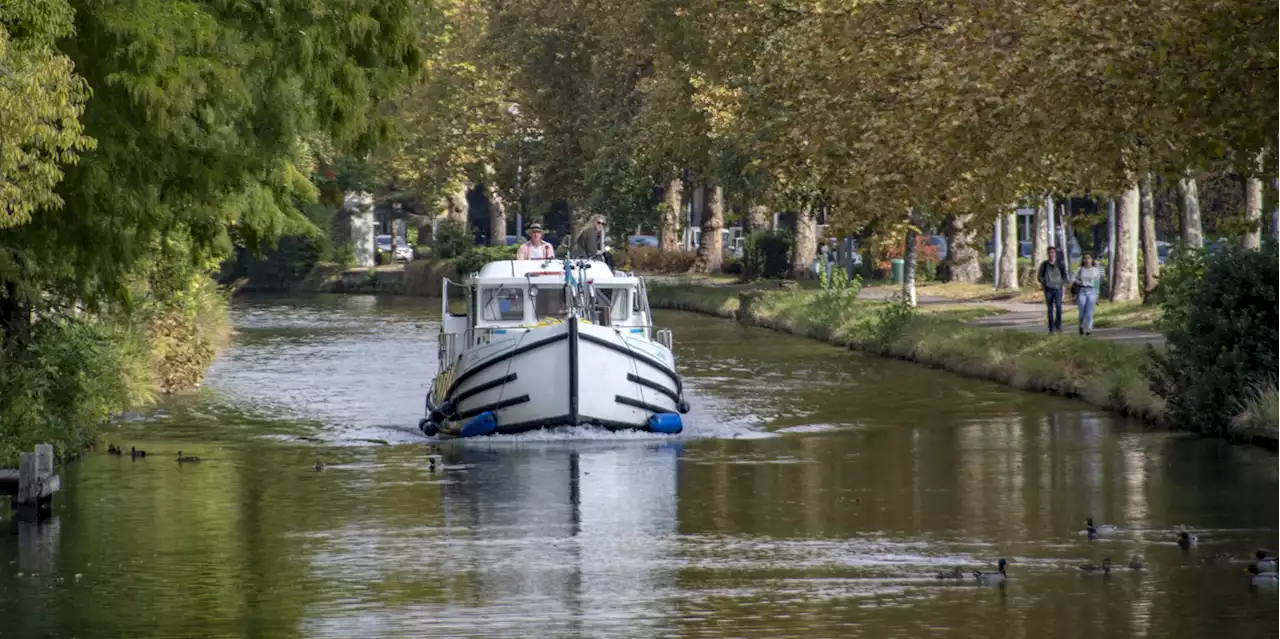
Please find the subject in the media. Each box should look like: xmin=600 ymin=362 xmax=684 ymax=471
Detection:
xmin=517 ymin=223 xmax=555 ymax=260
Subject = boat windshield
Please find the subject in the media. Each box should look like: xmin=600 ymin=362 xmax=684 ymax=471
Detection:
xmin=593 ymin=287 xmax=629 ymax=321
xmin=533 ymin=285 xmax=568 ymax=319
xmin=481 ymin=287 xmax=525 ymax=322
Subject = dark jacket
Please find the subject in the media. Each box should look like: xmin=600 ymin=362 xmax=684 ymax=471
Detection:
xmin=1037 ymin=259 xmax=1068 ymax=289
xmin=573 ymin=226 xmax=604 ymax=257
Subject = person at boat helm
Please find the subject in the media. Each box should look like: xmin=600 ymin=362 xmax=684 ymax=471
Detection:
xmin=517 ymin=222 xmax=555 ymax=260
xmin=573 ymin=214 xmax=613 ymax=267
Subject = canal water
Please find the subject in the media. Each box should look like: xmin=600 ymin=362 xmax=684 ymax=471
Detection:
xmin=3 ymin=294 xmax=1276 ymax=638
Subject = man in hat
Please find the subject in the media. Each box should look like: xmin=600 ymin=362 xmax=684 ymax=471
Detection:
xmin=517 ymin=222 xmax=556 ymax=260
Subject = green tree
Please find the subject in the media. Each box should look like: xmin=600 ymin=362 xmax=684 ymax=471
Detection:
xmin=0 ymin=0 xmax=95 ymax=229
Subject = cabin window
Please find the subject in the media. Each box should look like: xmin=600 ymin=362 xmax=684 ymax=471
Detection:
xmin=481 ymin=287 xmax=525 ymax=322
xmin=533 ymin=285 xmax=568 ymax=319
xmin=594 ymin=288 xmax=630 ymax=321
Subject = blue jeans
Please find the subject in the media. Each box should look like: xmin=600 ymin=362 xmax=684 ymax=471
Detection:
xmin=1077 ymin=287 xmax=1099 ymax=331
xmin=1044 ymin=287 xmax=1063 ymax=331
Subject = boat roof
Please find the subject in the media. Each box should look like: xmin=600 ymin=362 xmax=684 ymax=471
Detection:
xmin=465 ymin=259 xmax=637 ymax=285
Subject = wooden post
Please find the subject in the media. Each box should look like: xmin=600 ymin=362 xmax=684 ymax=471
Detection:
xmin=35 ymin=444 xmax=52 ymax=476
xmin=14 ymin=444 xmax=59 ymax=517
xmin=17 ymin=452 xmax=37 ymax=507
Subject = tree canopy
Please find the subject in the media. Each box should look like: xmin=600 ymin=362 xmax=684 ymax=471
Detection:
xmin=1 ymin=0 xmax=422 ymax=320
xmin=374 ymin=0 xmax=1273 ymax=241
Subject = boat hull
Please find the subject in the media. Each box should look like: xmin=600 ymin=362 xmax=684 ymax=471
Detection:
xmin=423 ymin=321 xmax=687 ymax=437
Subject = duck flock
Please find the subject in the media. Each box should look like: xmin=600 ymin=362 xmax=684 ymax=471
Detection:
xmin=936 ymin=516 xmax=1279 ymax=589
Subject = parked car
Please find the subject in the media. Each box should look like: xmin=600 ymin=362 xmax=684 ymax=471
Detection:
xmin=923 ymin=234 xmax=949 ymax=260
xmin=505 ymin=235 xmax=520 ymax=246
xmin=394 ymin=245 xmax=414 ymax=262
xmin=629 ymin=235 xmax=659 ymax=248
xmin=376 ymin=234 xmax=392 ymax=254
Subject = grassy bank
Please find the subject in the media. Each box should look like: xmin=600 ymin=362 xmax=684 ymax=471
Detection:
xmin=0 ymin=274 xmax=229 ymax=466
xmin=1232 ymin=383 xmax=1279 ymax=443
xmin=648 ymin=283 xmax=1167 ymax=425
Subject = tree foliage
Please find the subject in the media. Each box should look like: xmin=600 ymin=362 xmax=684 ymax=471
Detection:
xmin=389 ymin=0 xmax=1276 ymax=246
xmin=1150 ymin=242 xmax=1279 ymax=436
xmin=0 ymin=0 xmax=95 ymax=228
xmin=1 ymin=0 xmax=422 ymax=318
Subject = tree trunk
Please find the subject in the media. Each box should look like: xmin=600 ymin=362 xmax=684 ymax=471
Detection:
xmin=660 ymin=178 xmax=683 ymax=252
xmin=902 ymin=227 xmax=918 ymax=306
xmin=1244 ymin=152 xmax=1264 ymax=249
xmin=941 ymin=213 xmax=981 ymax=283
xmin=1032 ymin=196 xmax=1050 ymax=267
xmin=1177 ymin=171 xmax=1203 ymax=249
xmin=446 ymin=183 xmax=469 ymax=226
xmin=690 ymin=185 xmax=724 ymax=273
xmin=485 ymin=165 xmax=507 ymax=246
xmin=745 ymin=203 xmax=768 ymax=235
xmin=997 ymin=211 xmax=1019 ymax=289
xmin=1139 ymin=173 xmax=1159 ymax=295
xmin=1111 ymin=184 xmax=1141 ymax=301
xmin=0 ymin=279 xmax=31 ymax=348
xmin=790 ymin=204 xmax=817 ymax=279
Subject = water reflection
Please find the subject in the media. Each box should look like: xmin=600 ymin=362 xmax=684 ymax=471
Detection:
xmin=292 ymin=442 xmax=681 ymax=638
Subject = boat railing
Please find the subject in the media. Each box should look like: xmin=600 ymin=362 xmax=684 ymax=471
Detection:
xmin=655 ymin=328 xmax=674 ymax=351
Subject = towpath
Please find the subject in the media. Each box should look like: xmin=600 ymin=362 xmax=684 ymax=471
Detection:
xmin=858 ymin=286 xmax=1167 ymax=348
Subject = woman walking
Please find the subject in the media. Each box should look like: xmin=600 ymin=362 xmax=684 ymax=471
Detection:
xmin=1073 ymin=253 xmax=1103 ymax=336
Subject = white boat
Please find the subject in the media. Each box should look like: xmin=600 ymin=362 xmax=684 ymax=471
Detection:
xmin=419 ymin=257 xmax=690 ymax=438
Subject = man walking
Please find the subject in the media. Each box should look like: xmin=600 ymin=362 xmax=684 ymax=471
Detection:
xmin=1037 ymin=246 xmax=1068 ymax=333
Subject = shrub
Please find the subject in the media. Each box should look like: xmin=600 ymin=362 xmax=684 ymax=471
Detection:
xmin=0 ymin=320 xmax=154 ymax=466
xmin=744 ymin=230 xmax=793 ymax=279
xmin=810 ymin=268 xmax=864 ymax=326
xmin=1232 ymin=381 xmax=1279 ymax=441
xmin=723 ymin=256 xmax=743 ymax=275
xmin=413 ymin=244 xmax=433 ymax=260
xmin=434 ymin=219 xmax=473 ymax=259
xmin=139 ymin=274 xmax=229 ymax=393
xmin=609 ymin=248 xmax=631 ymax=271
xmin=375 ymin=250 xmax=392 ymax=266
xmin=1148 ymin=241 xmax=1278 ymax=437
xmin=629 ymin=247 xmax=697 ymax=273
xmin=881 ymin=235 xmax=942 ymax=279
xmin=454 ymin=244 xmax=519 ymax=274
xmin=332 ymin=241 xmax=357 ymax=269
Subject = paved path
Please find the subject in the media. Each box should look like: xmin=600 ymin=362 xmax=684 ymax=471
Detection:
xmin=861 ymin=286 xmax=1167 ymax=348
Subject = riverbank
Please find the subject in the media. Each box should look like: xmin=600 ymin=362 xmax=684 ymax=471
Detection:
xmin=0 ymin=275 xmax=230 ymax=467
xmin=647 ymin=281 xmax=1275 ymax=448
xmin=230 ymin=260 xmax=459 ymax=297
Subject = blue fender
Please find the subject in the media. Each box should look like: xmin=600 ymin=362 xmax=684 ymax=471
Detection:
xmin=648 ymin=413 xmax=683 ymax=434
xmin=459 ymin=411 xmax=498 ymax=438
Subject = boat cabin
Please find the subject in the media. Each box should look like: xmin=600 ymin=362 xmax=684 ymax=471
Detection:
xmin=439 ymin=259 xmax=655 ymax=365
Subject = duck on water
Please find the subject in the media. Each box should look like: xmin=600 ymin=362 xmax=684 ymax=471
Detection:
xmin=974 ymin=559 xmax=1008 ymax=585
xmin=419 ymin=257 xmax=691 ymax=439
